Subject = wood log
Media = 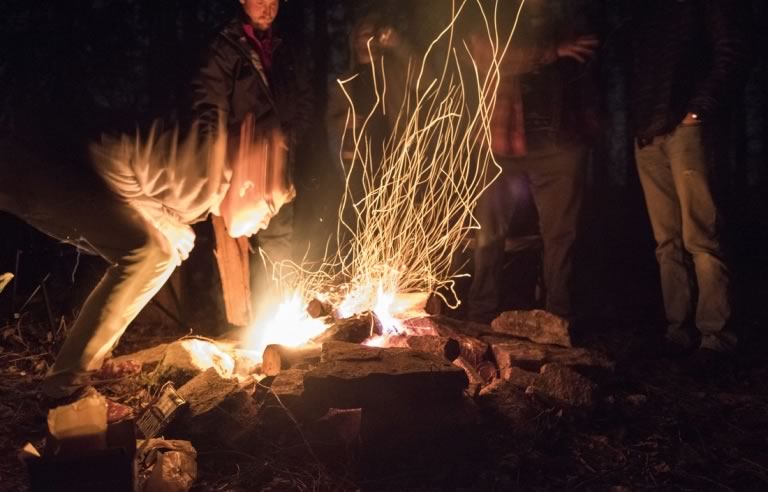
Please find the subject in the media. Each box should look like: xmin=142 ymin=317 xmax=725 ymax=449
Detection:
xmin=211 ymin=215 xmax=252 ymax=327
xmin=311 ymin=312 xmax=382 ymax=344
xmin=405 ymin=335 xmax=461 ymax=362
xmin=428 ymin=319 xmax=490 ymax=367
xmin=262 ymin=344 xmax=322 ymax=376
xmin=306 ymin=298 xmax=332 ymax=318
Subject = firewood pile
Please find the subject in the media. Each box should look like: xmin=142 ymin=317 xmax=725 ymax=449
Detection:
xmin=113 ymin=305 xmax=615 ymax=464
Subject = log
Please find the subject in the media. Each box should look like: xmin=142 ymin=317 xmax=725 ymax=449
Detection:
xmin=303 ymin=342 xmax=468 ymax=409
xmin=405 ymin=335 xmax=461 ymax=362
xmin=311 ymin=312 xmax=382 ymax=344
xmin=491 ymin=310 xmax=572 ymax=347
xmin=168 ymin=368 xmax=259 ymax=448
xmin=211 ymin=215 xmax=252 ymax=328
xmin=152 ymin=339 xmax=235 ymax=388
xmin=429 ymin=319 xmax=490 ymax=367
xmin=262 ymin=344 xmax=322 ymax=376
xmin=453 ymin=356 xmax=484 ymax=397
xmin=306 ymin=298 xmax=332 ymax=319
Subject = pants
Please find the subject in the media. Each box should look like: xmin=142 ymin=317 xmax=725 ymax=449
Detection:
xmin=0 ymin=140 xmax=178 ymax=398
xmin=468 ymin=147 xmax=586 ymax=322
xmin=635 ymin=124 xmax=735 ymax=351
xmin=249 ymin=201 xmax=294 ymax=314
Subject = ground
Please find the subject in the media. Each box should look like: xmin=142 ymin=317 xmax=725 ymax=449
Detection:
xmin=2 ymin=312 xmax=767 ymax=492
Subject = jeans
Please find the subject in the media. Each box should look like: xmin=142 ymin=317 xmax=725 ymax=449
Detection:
xmin=635 ymin=123 xmax=735 ymax=351
xmin=0 ymin=140 xmax=178 ymax=398
xmin=468 ymin=147 xmax=586 ymax=322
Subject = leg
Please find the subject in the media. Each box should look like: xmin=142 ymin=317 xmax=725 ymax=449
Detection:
xmin=527 ymin=147 xmax=587 ymax=319
xmin=635 ymin=138 xmax=694 ymax=347
xmin=667 ymin=125 xmax=735 ymax=351
xmin=1 ymin=140 xmax=177 ymax=397
xmin=467 ymin=165 xmax=522 ymax=322
xmin=251 ymin=201 xmax=294 ymax=311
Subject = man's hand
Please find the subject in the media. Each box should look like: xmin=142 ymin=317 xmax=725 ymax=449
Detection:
xmin=557 ymin=35 xmax=598 ymax=63
xmin=154 ymin=214 xmax=195 ymax=265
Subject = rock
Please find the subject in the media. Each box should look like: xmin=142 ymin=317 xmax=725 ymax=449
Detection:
xmin=477 ymin=379 xmax=542 ymax=437
xmin=303 ymin=342 xmax=468 ymax=409
xmin=152 ymin=339 xmax=235 ymax=388
xmin=266 ymin=369 xmax=308 ymax=417
xmin=453 ymin=356 xmax=484 ymax=397
xmin=527 ymin=363 xmax=597 ymax=410
xmin=169 ymin=368 xmax=258 ymax=448
xmin=504 ymin=366 xmax=539 ymax=390
xmin=488 ymin=338 xmax=614 ymax=374
xmin=491 ymin=310 xmax=572 ymax=347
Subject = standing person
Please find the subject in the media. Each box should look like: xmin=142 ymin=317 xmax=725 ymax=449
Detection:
xmin=466 ymin=0 xmax=599 ymax=324
xmin=192 ymin=0 xmax=312 ymax=307
xmin=630 ymin=0 xmax=750 ymax=368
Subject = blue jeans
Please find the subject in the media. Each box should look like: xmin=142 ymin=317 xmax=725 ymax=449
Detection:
xmin=635 ymin=123 xmax=736 ymax=351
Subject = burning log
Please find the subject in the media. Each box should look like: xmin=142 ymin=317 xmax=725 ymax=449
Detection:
xmin=303 ymin=342 xmax=468 ymax=409
xmin=262 ymin=344 xmax=322 ymax=376
xmin=405 ymin=335 xmax=461 ymax=362
xmin=152 ymin=339 xmax=235 ymax=388
xmin=306 ymin=298 xmax=333 ymax=319
xmin=311 ymin=312 xmax=382 ymax=345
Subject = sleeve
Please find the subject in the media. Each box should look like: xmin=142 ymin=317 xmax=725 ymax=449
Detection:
xmin=688 ymin=0 xmax=752 ymax=117
xmin=190 ymin=37 xmax=236 ymax=139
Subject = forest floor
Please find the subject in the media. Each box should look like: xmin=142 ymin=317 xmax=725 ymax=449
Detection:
xmin=2 ymin=312 xmax=767 ymax=492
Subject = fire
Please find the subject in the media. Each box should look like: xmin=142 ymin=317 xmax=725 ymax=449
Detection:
xmin=240 ymin=0 xmax=520 ymax=351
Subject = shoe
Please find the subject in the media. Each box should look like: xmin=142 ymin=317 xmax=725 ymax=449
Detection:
xmin=682 ymin=348 xmax=733 ymax=377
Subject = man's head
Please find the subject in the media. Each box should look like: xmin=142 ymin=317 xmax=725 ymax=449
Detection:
xmin=240 ymin=0 xmax=279 ymax=31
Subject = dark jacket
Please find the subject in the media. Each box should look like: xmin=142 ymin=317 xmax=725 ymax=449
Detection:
xmin=191 ymin=16 xmax=312 ymax=147
xmin=630 ymin=0 xmax=751 ymax=140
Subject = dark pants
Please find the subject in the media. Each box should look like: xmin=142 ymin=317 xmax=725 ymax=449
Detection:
xmin=468 ymin=147 xmax=586 ymax=322
xmin=249 ymin=201 xmax=294 ymax=314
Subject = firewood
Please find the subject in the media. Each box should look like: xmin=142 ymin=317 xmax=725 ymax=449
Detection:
xmin=311 ymin=312 xmax=382 ymax=344
xmin=405 ymin=335 xmax=461 ymax=362
xmin=211 ymin=215 xmax=252 ymax=327
xmin=306 ymin=298 xmax=332 ymax=319
xmin=262 ymin=344 xmax=322 ymax=376
xmin=428 ymin=319 xmax=490 ymax=366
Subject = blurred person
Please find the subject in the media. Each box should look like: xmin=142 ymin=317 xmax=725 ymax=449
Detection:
xmin=465 ymin=0 xmax=600 ymax=324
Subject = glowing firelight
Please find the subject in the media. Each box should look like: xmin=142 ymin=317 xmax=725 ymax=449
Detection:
xmin=241 ymin=0 xmax=522 ymax=351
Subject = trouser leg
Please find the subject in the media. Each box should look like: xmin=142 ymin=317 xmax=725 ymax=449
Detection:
xmin=467 ymin=167 xmax=522 ymax=322
xmin=635 ymin=137 xmax=695 ymax=347
xmin=0 ymin=140 xmax=177 ymax=397
xmin=527 ymin=148 xmax=586 ymax=319
xmin=251 ymin=202 xmax=294 ymax=312
xmin=666 ymin=125 xmax=735 ymax=351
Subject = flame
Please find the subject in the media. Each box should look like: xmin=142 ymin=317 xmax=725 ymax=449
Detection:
xmin=182 ymin=338 xmax=235 ymax=378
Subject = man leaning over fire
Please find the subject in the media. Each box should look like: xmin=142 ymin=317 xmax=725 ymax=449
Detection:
xmin=630 ymin=0 xmax=751 ymax=372
xmin=191 ymin=0 xmax=312 ymax=313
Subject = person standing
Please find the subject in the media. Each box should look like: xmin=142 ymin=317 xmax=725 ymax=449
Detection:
xmin=466 ymin=0 xmax=599 ymax=324
xmin=630 ymin=0 xmax=750 ymax=367
xmin=191 ymin=0 xmax=312 ymax=308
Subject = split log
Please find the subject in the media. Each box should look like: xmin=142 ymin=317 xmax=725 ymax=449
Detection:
xmin=152 ymin=339 xmax=235 ymax=388
xmin=211 ymin=215 xmax=252 ymax=328
xmin=311 ymin=312 xmax=382 ymax=344
xmin=405 ymin=335 xmax=461 ymax=362
xmin=303 ymin=342 xmax=468 ymax=409
xmin=487 ymin=337 xmax=614 ymax=375
xmin=168 ymin=368 xmax=259 ymax=448
xmin=262 ymin=344 xmax=322 ymax=376
xmin=429 ymin=319 xmax=490 ymax=367
xmin=491 ymin=310 xmax=572 ymax=347
xmin=111 ymin=343 xmax=170 ymax=373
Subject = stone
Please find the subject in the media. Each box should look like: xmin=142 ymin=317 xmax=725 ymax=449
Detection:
xmin=527 ymin=363 xmax=597 ymax=410
xmin=477 ymin=379 xmax=542 ymax=437
xmin=152 ymin=339 xmax=235 ymax=388
xmin=488 ymin=338 xmax=614 ymax=374
xmin=504 ymin=366 xmax=539 ymax=390
xmin=491 ymin=310 xmax=572 ymax=347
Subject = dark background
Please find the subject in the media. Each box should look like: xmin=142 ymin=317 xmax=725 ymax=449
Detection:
xmin=0 ymin=0 xmax=766 ymax=336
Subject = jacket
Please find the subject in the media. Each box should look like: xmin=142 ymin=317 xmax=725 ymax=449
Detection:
xmin=631 ymin=0 xmax=751 ymax=140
